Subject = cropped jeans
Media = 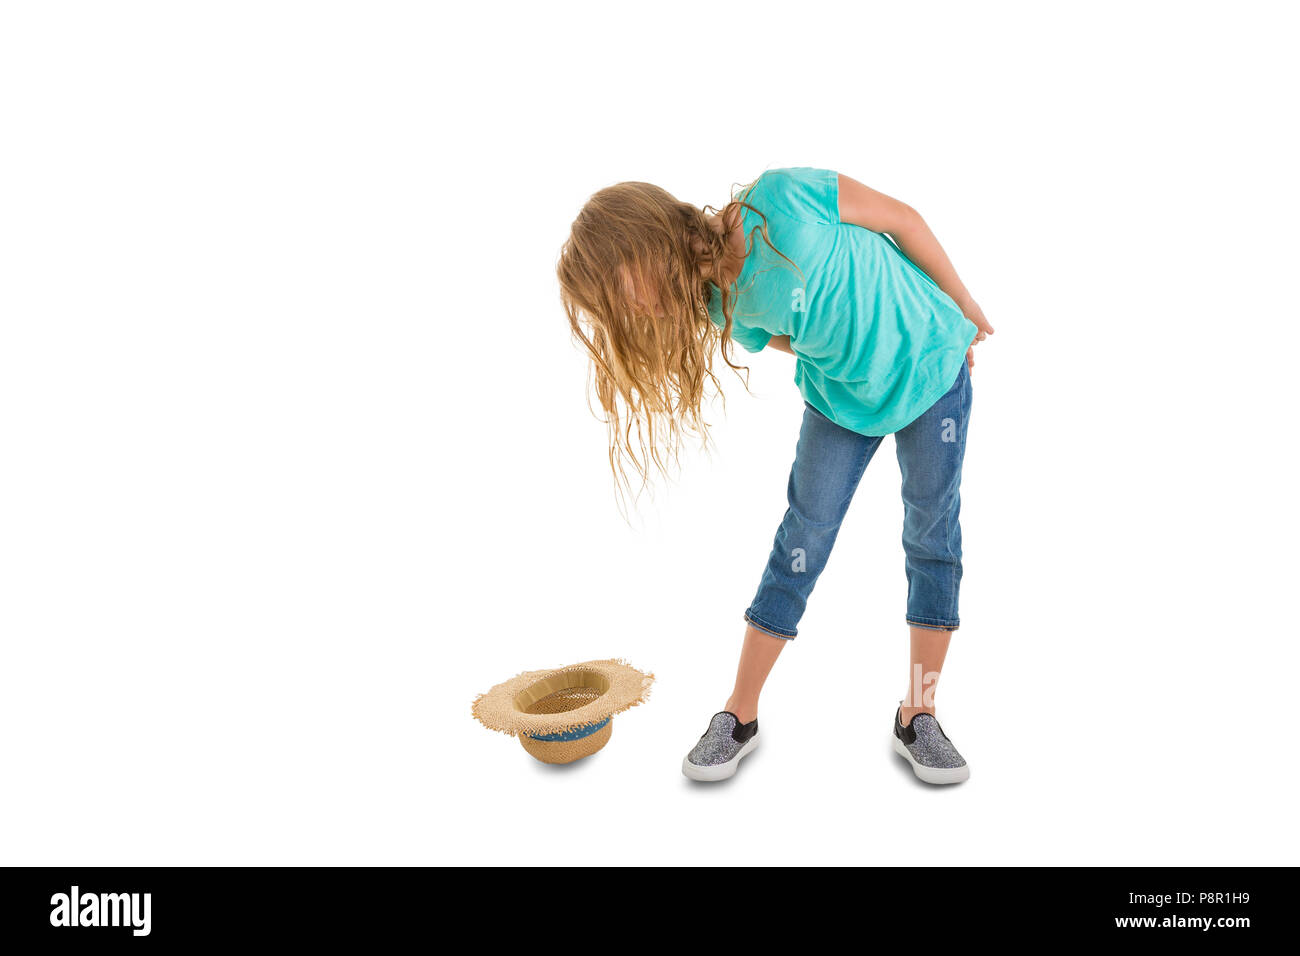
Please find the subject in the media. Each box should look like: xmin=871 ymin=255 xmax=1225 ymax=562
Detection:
xmin=743 ymin=361 xmax=972 ymax=639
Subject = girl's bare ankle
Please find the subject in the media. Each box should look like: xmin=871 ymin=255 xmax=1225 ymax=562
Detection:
xmin=899 ymin=702 xmax=935 ymax=726
xmin=725 ymin=699 xmax=758 ymax=725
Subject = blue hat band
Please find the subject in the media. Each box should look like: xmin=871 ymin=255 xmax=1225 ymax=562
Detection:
xmin=526 ymin=717 xmax=610 ymax=742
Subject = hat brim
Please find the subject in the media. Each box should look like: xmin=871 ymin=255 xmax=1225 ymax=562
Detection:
xmin=472 ymin=658 xmax=654 ymax=738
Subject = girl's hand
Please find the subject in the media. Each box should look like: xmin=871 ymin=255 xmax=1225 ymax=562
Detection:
xmin=961 ymin=299 xmax=994 ymax=342
xmin=960 ymin=298 xmax=991 ymax=371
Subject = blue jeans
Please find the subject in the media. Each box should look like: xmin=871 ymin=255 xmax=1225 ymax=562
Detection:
xmin=743 ymin=361 xmax=972 ymax=639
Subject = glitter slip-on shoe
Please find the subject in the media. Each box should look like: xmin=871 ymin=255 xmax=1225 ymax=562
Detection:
xmin=892 ymin=706 xmax=970 ymax=785
xmin=681 ymin=711 xmax=760 ymax=781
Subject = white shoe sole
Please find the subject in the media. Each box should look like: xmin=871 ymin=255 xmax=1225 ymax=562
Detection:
xmin=892 ymin=735 xmax=970 ymax=785
xmin=682 ymin=734 xmax=761 ymax=782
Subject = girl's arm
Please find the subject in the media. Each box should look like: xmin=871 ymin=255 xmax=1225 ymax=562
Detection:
xmin=766 ymin=334 xmax=793 ymax=355
xmin=837 ymin=173 xmax=994 ymax=342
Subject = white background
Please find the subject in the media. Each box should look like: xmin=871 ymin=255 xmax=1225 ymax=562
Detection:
xmin=2 ymin=1 xmax=1297 ymax=866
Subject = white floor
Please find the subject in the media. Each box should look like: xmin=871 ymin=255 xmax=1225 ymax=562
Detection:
xmin=2 ymin=2 xmax=1296 ymax=866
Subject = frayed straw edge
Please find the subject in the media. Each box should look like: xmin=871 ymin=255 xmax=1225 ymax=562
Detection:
xmin=471 ymin=658 xmax=655 ymax=738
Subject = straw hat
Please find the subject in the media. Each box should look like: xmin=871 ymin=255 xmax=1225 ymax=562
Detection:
xmin=472 ymin=658 xmax=654 ymax=764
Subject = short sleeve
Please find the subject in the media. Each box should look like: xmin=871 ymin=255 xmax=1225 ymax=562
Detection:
xmin=706 ymin=288 xmax=772 ymax=353
xmin=761 ymin=167 xmax=840 ymax=225
xmin=727 ymin=322 xmax=772 ymax=354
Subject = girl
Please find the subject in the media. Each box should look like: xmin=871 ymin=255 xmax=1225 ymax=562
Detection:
xmin=556 ymin=167 xmax=992 ymax=785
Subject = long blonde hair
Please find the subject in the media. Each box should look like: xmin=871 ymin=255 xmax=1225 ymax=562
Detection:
xmin=557 ymin=175 xmax=796 ymax=506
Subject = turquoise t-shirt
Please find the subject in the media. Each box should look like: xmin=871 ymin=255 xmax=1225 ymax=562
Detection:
xmin=706 ymin=167 xmax=978 ymax=436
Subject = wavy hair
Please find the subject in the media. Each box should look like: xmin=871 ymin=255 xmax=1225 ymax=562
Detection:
xmin=557 ymin=174 xmax=798 ymax=507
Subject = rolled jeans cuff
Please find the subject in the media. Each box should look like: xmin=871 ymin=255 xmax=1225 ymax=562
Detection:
xmin=744 ymin=609 xmax=797 ymax=640
xmin=906 ymin=615 xmax=960 ymax=632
